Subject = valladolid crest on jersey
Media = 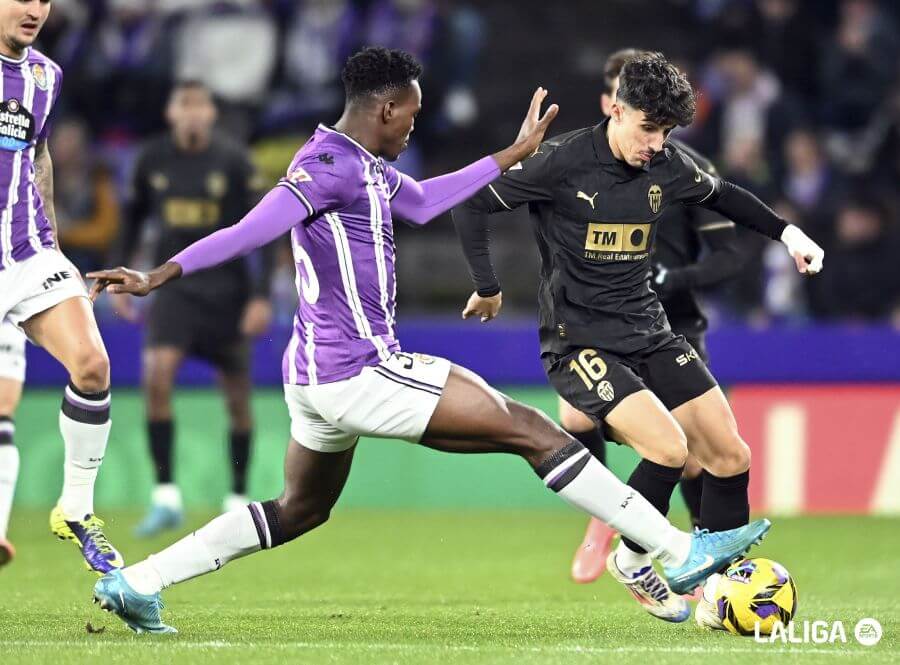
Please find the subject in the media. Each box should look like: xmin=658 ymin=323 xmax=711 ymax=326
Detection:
xmin=648 ymin=184 xmax=662 ymax=214
xmin=32 ymin=63 xmax=48 ymax=90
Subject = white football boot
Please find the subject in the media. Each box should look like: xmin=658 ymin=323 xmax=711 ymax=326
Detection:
xmin=695 ymin=573 xmax=727 ymax=630
xmin=606 ymin=551 xmax=690 ymax=623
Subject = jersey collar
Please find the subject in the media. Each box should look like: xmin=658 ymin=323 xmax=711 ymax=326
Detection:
xmin=592 ymin=116 xmax=660 ymax=174
xmin=0 ymin=47 xmax=30 ymax=65
xmin=591 ymin=118 xmax=618 ymax=165
xmin=317 ymin=123 xmax=379 ymax=162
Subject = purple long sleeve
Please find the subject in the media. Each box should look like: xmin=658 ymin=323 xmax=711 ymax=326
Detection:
xmin=171 ymin=186 xmax=309 ymax=276
xmin=391 ymin=156 xmax=500 ymax=225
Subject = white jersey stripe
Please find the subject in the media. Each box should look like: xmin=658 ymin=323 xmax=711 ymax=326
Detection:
xmin=303 ymin=321 xmax=317 ymax=385
xmin=2 ymin=150 xmax=22 ymax=267
xmin=20 ymin=62 xmax=41 ymax=254
xmin=360 ymin=157 xmax=393 ymax=337
xmin=325 ymin=211 xmax=390 ymax=362
xmin=0 ymin=71 xmax=7 ymax=269
xmin=286 ymin=315 xmax=300 ymax=386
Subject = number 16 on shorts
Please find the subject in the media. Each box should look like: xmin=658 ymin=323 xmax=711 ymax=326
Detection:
xmin=569 ymin=349 xmax=615 ymax=402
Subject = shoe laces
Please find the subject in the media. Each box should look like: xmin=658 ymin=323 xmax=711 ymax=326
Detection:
xmin=637 ymin=569 xmax=670 ymax=602
xmin=83 ymin=516 xmax=116 ymax=556
xmin=695 ymin=527 xmax=728 ymax=547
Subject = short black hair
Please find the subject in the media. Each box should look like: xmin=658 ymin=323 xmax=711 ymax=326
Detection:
xmin=603 ymin=48 xmax=645 ymax=94
xmin=616 ymin=52 xmax=695 ymax=127
xmin=341 ymin=47 xmax=423 ymax=103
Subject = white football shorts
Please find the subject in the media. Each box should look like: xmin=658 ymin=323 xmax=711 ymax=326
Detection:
xmin=0 ymin=249 xmax=88 ymax=331
xmin=284 ymin=351 xmax=452 ymax=453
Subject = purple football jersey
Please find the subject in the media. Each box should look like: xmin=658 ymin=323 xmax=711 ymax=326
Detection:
xmin=277 ymin=124 xmax=404 ymax=385
xmin=0 ymin=48 xmax=62 ymax=269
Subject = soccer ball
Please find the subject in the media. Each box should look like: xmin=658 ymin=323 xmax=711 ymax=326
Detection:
xmin=714 ymin=558 xmax=798 ymax=636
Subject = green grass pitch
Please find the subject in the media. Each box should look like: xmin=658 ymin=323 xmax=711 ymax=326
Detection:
xmin=1 ymin=509 xmax=897 ymax=664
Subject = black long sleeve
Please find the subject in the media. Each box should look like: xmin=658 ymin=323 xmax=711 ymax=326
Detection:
xmin=702 ymin=180 xmax=787 ymax=241
xmin=452 ymin=197 xmax=502 ymax=297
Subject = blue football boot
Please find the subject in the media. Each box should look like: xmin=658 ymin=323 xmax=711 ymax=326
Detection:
xmin=93 ymin=569 xmax=177 ymax=634
xmin=664 ymin=519 xmax=771 ymax=595
xmin=134 ymin=504 xmax=183 ymax=538
xmin=50 ymin=504 xmax=124 ymax=575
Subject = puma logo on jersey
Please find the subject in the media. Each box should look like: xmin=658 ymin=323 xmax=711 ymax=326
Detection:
xmin=577 ymin=191 xmax=598 ymax=210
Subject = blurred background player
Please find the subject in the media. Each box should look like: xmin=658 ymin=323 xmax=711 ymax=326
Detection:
xmin=564 ymin=49 xmax=745 ymax=585
xmin=113 ymin=80 xmax=273 ymax=537
xmin=0 ymin=321 xmax=26 ymax=568
xmin=0 ymin=0 xmax=122 ymax=575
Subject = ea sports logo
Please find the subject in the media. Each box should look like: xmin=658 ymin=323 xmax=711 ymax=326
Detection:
xmin=855 ymin=618 xmax=882 ymax=646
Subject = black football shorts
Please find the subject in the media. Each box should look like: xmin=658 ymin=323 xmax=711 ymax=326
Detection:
xmin=543 ymin=334 xmax=717 ymax=424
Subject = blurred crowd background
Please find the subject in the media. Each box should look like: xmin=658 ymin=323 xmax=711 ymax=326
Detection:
xmin=37 ymin=0 xmax=900 ymax=327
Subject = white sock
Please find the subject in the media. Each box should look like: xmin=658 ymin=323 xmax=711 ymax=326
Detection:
xmin=152 ymin=483 xmax=183 ymax=511
xmin=702 ymin=573 xmax=722 ymax=602
xmin=123 ymin=505 xmax=264 ymax=595
xmin=614 ymin=540 xmax=653 ymax=577
xmin=544 ymin=452 xmax=691 ymax=567
xmin=59 ymin=385 xmax=111 ymax=520
xmin=0 ymin=443 xmax=19 ymax=539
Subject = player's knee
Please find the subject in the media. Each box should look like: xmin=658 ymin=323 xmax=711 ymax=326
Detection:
xmin=649 ymin=431 xmax=689 ymax=468
xmin=70 ymin=347 xmax=110 ymax=393
xmin=682 ymin=454 xmax=703 ymax=479
xmin=507 ymin=402 xmax=568 ymax=462
xmin=226 ymin=399 xmax=252 ymax=430
xmin=705 ymin=436 xmax=751 ymax=476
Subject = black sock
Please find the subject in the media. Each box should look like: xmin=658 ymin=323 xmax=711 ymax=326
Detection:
xmin=249 ymin=499 xmax=287 ymax=549
xmin=700 ymin=469 xmax=750 ymax=532
xmin=680 ymin=474 xmax=703 ymax=529
xmin=621 ymin=459 xmax=684 ymax=553
xmin=564 ymin=426 xmax=605 ymax=465
xmin=229 ymin=430 xmax=252 ymax=495
xmin=148 ymin=420 xmax=174 ymax=484
xmin=0 ymin=416 xmax=14 ymax=445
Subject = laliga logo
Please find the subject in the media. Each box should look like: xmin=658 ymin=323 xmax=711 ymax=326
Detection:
xmin=755 ymin=618 xmax=882 ymax=646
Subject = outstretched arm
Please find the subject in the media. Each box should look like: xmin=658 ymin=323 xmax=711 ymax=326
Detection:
xmin=674 ymin=148 xmax=823 ymax=275
xmin=87 ymin=186 xmax=309 ymax=298
xmin=391 ymin=87 xmax=558 ymax=226
xmin=701 ymin=181 xmax=823 ymax=274
xmin=390 ymin=157 xmax=501 ymax=225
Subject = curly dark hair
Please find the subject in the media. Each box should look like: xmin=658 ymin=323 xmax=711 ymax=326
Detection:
xmin=603 ymin=48 xmax=645 ymax=94
xmin=616 ymin=52 xmax=695 ymax=127
xmin=341 ymin=46 xmax=423 ymax=103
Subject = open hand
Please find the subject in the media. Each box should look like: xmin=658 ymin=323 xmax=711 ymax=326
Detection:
xmin=462 ymin=291 xmax=503 ymax=323
xmin=492 ymin=88 xmax=558 ymax=171
xmin=513 ymin=87 xmax=558 ymax=160
xmin=86 ymin=266 xmax=153 ymax=301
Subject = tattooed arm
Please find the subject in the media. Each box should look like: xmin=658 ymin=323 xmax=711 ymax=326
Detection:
xmin=34 ymin=140 xmax=59 ymax=249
